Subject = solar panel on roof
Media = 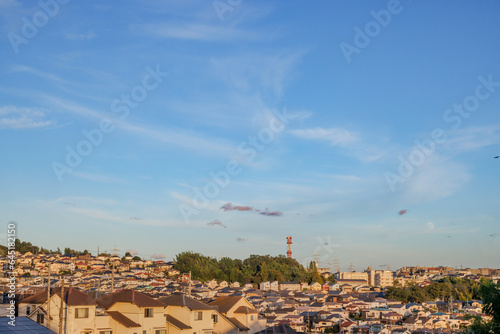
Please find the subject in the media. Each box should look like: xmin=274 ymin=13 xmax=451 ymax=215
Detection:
xmin=0 ymin=317 xmax=54 ymax=333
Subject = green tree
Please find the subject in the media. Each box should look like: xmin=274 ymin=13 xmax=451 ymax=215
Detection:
xmin=470 ymin=281 xmax=500 ymax=333
xmin=260 ymin=262 xmax=269 ymax=282
xmin=307 ymin=261 xmax=325 ymax=284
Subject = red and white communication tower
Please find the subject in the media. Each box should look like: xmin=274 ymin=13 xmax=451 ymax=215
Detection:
xmin=286 ymin=236 xmax=292 ymax=258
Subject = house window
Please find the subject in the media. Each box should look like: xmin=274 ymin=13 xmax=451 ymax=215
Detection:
xmin=36 ymin=313 xmax=44 ymax=324
xmin=75 ymin=308 xmax=89 ymax=318
xmin=155 ymin=330 xmax=166 ymax=334
xmin=250 ymin=315 xmax=254 ymax=320
xmin=212 ymin=314 xmax=218 ymax=323
xmin=194 ymin=311 xmax=203 ymax=320
xmin=144 ymin=331 xmax=147 ymax=334
xmin=26 ymin=306 xmax=31 ymax=315
xmin=99 ymin=331 xmax=112 ymax=334
xmin=144 ymin=308 xmax=154 ymax=318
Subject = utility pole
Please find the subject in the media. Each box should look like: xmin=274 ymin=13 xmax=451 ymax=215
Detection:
xmin=188 ymin=271 xmax=192 ymax=297
xmin=334 ymin=257 xmax=339 ymax=273
xmin=59 ymin=279 xmax=64 ymax=334
xmin=47 ymin=263 xmax=51 ymax=330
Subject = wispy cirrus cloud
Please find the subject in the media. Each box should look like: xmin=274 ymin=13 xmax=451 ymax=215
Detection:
xmin=39 ymin=96 xmax=235 ymax=155
xmin=289 ymin=127 xmax=359 ymax=147
xmin=133 ymin=22 xmax=263 ymax=42
xmin=0 ymin=106 xmax=52 ymax=129
xmin=64 ymin=32 xmax=96 ymax=41
xmin=11 ymin=65 xmax=70 ymax=85
xmin=210 ymin=51 xmax=305 ymax=100
xmin=443 ymin=124 xmax=500 ymax=153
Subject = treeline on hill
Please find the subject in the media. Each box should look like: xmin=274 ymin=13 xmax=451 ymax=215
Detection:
xmin=0 ymin=239 xmax=90 ymax=256
xmin=385 ymin=277 xmax=486 ymax=303
xmin=175 ymin=251 xmax=329 ymax=284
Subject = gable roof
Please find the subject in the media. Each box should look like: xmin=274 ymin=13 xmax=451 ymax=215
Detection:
xmin=234 ymin=305 xmax=259 ymax=314
xmin=255 ymin=324 xmax=297 ymax=334
xmin=209 ymin=296 xmax=251 ymax=314
xmin=159 ymin=294 xmax=213 ymax=311
xmin=96 ymin=290 xmax=165 ymax=309
xmin=19 ymin=287 xmax=95 ymax=306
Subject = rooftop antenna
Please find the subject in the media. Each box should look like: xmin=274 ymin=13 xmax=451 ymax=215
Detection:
xmin=349 ymin=262 xmax=354 ymax=272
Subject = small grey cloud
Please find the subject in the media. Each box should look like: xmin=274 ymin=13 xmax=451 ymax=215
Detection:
xmin=126 ymin=249 xmax=139 ymax=256
xmin=259 ymin=208 xmax=283 ymax=217
xmin=151 ymin=253 xmax=166 ymax=260
xmin=236 ymin=237 xmax=246 ymax=242
xmin=130 ymin=216 xmax=142 ymax=220
xmin=489 ymin=233 xmax=499 ymax=238
xmin=64 ymin=202 xmax=76 ymax=206
xmin=221 ymin=203 xmax=253 ymax=211
xmin=207 ymin=219 xmax=226 ymax=228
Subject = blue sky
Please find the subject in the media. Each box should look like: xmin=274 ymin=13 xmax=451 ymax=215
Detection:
xmin=1 ymin=0 xmax=500 ymax=271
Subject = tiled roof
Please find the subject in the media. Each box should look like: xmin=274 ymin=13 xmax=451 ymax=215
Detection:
xmin=228 ymin=317 xmax=250 ymax=331
xmin=209 ymin=296 xmax=246 ymax=314
xmin=19 ymin=287 xmax=96 ymax=306
xmin=159 ymin=294 xmax=213 ymax=311
xmin=165 ymin=314 xmax=192 ymax=330
xmin=96 ymin=290 xmax=165 ymax=309
xmin=106 ymin=311 xmax=141 ymax=328
xmin=234 ymin=306 xmax=258 ymax=314
xmin=255 ymin=324 xmax=297 ymax=334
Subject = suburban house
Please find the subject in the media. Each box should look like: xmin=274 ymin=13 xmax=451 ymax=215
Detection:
xmin=160 ymin=294 xmax=237 ymax=334
xmin=19 ymin=287 xmax=99 ymax=334
xmin=96 ymin=289 xmax=167 ymax=334
xmin=209 ymin=296 xmax=267 ymax=334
